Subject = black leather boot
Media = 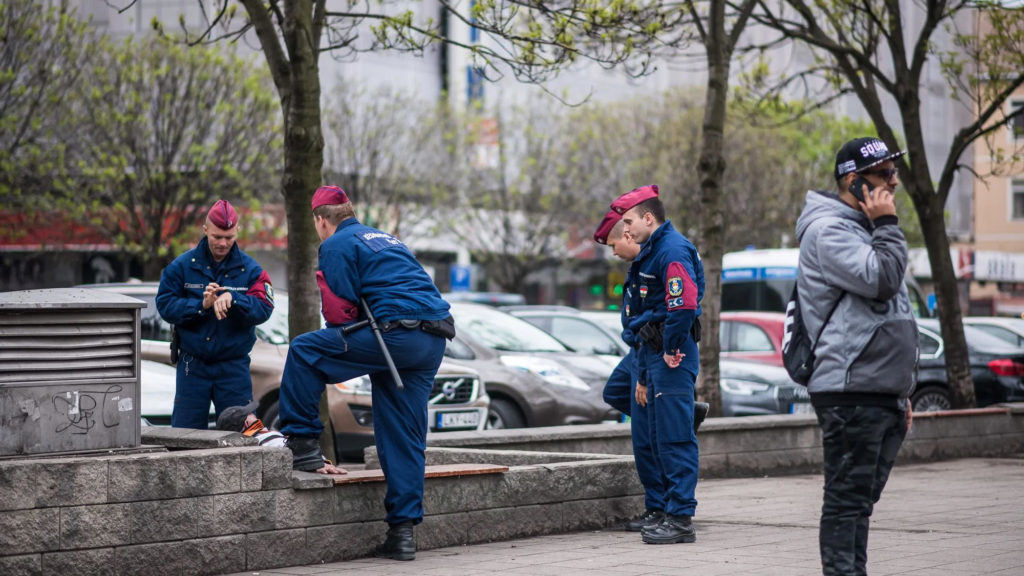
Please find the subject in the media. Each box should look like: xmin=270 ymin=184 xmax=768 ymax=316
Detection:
xmin=625 ymin=509 xmax=665 ymax=532
xmin=642 ymin=514 xmax=696 ymax=544
xmin=286 ymin=436 xmax=324 ymax=472
xmin=375 ymin=521 xmax=416 ymax=561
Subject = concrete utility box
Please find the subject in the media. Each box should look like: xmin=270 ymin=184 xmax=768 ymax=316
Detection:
xmin=0 ymin=288 xmax=143 ymax=457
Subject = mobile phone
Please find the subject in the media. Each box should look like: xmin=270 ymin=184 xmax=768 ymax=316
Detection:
xmin=850 ymin=176 xmax=872 ymax=202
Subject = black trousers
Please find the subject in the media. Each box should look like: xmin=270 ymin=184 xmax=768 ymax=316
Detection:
xmin=816 ymin=405 xmax=907 ymax=576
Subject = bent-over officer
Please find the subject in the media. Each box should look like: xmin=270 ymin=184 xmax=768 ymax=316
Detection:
xmin=278 ymin=185 xmax=454 ymax=562
xmin=156 ymin=199 xmax=274 ymax=429
xmin=618 ymin=185 xmax=705 ymax=545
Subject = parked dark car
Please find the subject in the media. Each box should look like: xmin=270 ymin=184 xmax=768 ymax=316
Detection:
xmin=915 ymin=319 xmax=1024 ymax=411
xmin=719 ymin=359 xmax=813 ymax=416
xmin=445 ymin=302 xmax=620 ymax=428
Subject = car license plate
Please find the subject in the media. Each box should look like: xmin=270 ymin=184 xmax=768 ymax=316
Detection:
xmin=436 ymin=411 xmax=480 ymax=429
xmin=790 ymin=402 xmax=814 ymax=415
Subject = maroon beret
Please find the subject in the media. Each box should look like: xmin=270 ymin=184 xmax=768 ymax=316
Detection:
xmin=207 ymin=199 xmax=238 ymax=230
xmin=311 ymin=185 xmax=350 ymax=211
xmin=610 ymin=185 xmax=659 ymax=215
xmin=593 ymin=209 xmax=623 ymax=245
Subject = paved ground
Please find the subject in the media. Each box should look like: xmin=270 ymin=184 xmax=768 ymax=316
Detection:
xmin=224 ymin=456 xmax=1024 ymax=576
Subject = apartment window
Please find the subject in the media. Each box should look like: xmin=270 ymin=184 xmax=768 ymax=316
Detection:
xmin=1013 ymin=180 xmax=1024 ymax=220
xmin=1012 ymin=101 xmax=1024 ymax=140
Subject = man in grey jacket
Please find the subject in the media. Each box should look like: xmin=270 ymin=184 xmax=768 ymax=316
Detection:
xmin=795 ymin=137 xmax=918 ymax=576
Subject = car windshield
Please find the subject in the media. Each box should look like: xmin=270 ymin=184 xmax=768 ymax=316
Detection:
xmin=256 ymin=292 xmax=291 ymax=345
xmin=450 ymin=302 xmax=568 ymax=352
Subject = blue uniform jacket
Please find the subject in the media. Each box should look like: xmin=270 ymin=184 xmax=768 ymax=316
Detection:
xmin=156 ymin=237 xmax=274 ymax=362
xmin=318 ymin=219 xmax=449 ymax=324
xmin=627 ymin=220 xmax=704 ymax=374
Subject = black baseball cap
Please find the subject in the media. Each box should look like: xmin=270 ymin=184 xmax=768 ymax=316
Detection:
xmin=216 ymin=399 xmax=260 ymax=432
xmin=834 ymin=137 xmax=907 ymax=180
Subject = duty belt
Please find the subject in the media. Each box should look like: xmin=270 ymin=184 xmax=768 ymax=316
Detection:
xmin=379 ymin=315 xmax=457 ymax=340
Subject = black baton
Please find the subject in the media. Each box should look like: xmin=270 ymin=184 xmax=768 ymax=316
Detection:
xmin=341 ymin=298 xmax=404 ymax=390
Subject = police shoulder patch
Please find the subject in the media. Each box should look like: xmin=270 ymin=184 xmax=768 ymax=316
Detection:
xmin=668 ymin=277 xmax=683 ymax=297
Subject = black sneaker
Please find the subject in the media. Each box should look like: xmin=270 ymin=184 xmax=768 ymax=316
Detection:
xmin=375 ymin=521 xmax=415 ymax=561
xmin=642 ymin=514 xmax=696 ymax=544
xmin=625 ymin=509 xmax=665 ymax=532
xmin=286 ymin=436 xmax=324 ymax=472
xmin=694 ymin=402 xmax=709 ymax=432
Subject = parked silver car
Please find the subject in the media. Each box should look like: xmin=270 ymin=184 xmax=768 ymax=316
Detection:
xmin=445 ymin=302 xmax=620 ymax=428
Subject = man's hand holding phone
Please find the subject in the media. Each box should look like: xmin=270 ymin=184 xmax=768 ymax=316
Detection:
xmin=852 ymin=175 xmax=896 ymax=221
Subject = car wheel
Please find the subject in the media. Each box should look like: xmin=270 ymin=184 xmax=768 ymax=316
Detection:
xmin=486 ymin=398 xmax=525 ymax=429
xmin=911 ymin=385 xmax=951 ymax=412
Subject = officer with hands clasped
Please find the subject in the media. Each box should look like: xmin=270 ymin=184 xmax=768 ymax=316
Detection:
xmin=156 ymin=199 xmax=274 ymax=429
xmin=616 ymin=184 xmax=705 ymax=545
xmin=277 ymin=185 xmax=454 ymax=562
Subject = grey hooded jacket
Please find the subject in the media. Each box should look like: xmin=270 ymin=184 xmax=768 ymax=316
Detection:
xmin=794 ymin=190 xmax=918 ymax=406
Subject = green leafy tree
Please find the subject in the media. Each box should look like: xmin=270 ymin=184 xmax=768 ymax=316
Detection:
xmin=748 ymin=0 xmax=1024 ymax=408
xmin=68 ymin=35 xmax=282 ymax=279
xmin=0 ymin=0 xmax=99 ymax=205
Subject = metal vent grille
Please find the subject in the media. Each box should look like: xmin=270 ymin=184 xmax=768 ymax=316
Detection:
xmin=0 ymin=310 xmax=137 ymax=384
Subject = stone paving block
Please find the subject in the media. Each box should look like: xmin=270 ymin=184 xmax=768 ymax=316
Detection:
xmin=724 ymin=447 xmax=820 ymax=477
xmin=334 ymin=482 xmax=387 ymax=523
xmin=112 ymin=541 xmax=186 ymax=576
xmin=0 ymin=553 xmax=41 ymax=576
xmin=277 ymin=488 xmax=338 ymax=528
xmin=108 ymin=449 xmax=241 ymax=502
xmin=60 ymin=503 xmax=131 ymax=549
xmin=306 ymin=521 xmax=383 ymax=563
xmin=466 ymin=504 xmax=562 ymax=544
xmin=262 ymin=448 xmax=293 ymax=489
xmin=0 ymin=508 xmax=60 ymax=555
xmin=0 ymin=459 xmax=108 ymax=512
xmin=419 ymin=511 xmax=472 ymax=550
xmin=422 ymin=470 xmax=504 ymax=515
xmin=240 ymin=449 xmax=263 ymax=492
xmin=244 ymin=528 xmax=311 ymax=570
xmin=198 ymin=490 xmax=278 ymax=537
xmin=560 ymin=498 xmax=620 ymax=532
xmin=129 ymin=497 xmax=198 ymax=543
xmin=180 ymin=535 xmax=246 ymax=576
xmin=40 ymin=548 xmax=115 ymax=576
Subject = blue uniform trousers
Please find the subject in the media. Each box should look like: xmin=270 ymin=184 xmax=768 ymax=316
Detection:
xmin=172 ymin=353 xmax=252 ymax=429
xmin=278 ymin=325 xmax=446 ymax=526
xmin=641 ymin=347 xmax=699 ymax=517
xmin=604 ymin=352 xmax=666 ymax=512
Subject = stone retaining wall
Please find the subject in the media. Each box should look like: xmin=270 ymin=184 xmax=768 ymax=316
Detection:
xmin=2 ymin=405 xmax=1022 ymax=575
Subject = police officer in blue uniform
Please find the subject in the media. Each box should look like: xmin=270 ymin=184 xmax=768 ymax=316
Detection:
xmin=617 ymin=185 xmax=705 ymax=545
xmin=156 ymin=199 xmax=275 ymax=429
xmin=593 ymin=209 xmax=666 ymax=531
xmin=278 ymin=185 xmax=453 ymax=562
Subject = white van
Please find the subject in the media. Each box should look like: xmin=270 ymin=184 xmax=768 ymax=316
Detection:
xmin=721 ymin=248 xmax=931 ymax=317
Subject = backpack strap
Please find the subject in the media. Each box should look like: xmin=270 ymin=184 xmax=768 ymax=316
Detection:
xmin=811 ymin=292 xmax=845 ymax=351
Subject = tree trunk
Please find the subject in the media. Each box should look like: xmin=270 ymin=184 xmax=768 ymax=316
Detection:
xmin=695 ymin=1 xmax=728 ymax=417
xmin=916 ymin=192 xmax=975 ymax=408
xmin=281 ymin=9 xmax=324 ymax=341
